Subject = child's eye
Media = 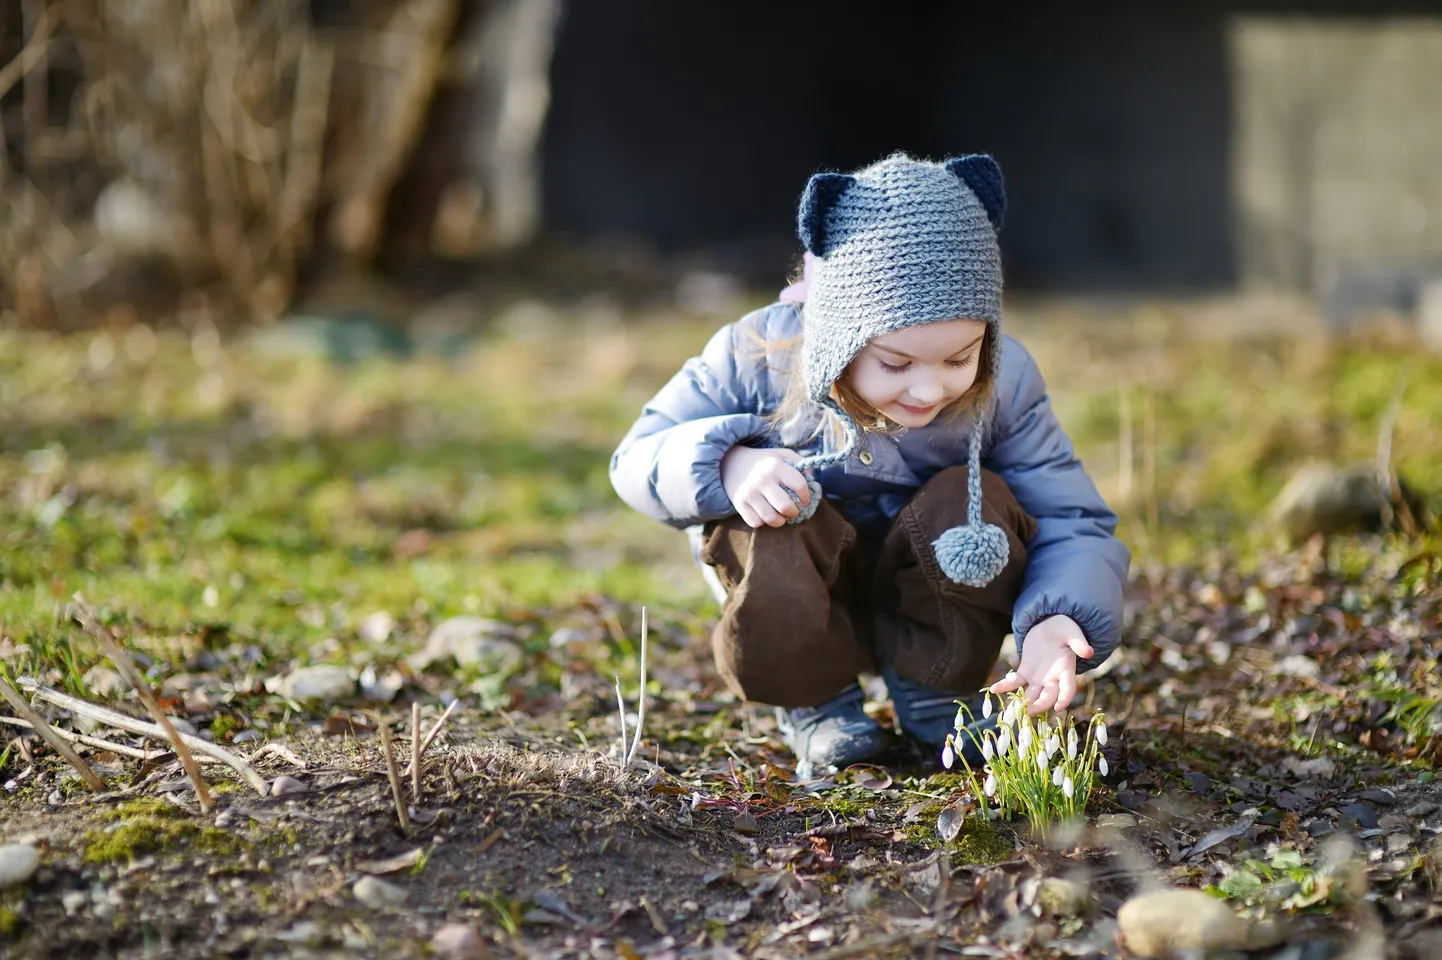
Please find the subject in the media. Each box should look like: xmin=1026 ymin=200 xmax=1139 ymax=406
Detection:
xmin=946 ymin=354 xmax=977 ymax=368
xmin=878 ymin=359 xmax=910 ymax=374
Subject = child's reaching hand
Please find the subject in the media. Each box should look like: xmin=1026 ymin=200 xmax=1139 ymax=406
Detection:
xmin=989 ymin=614 xmax=1094 ymax=716
xmin=720 ymin=446 xmax=811 ymax=528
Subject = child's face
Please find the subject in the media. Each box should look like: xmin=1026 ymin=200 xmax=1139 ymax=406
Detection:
xmin=846 ymin=319 xmax=987 ymax=429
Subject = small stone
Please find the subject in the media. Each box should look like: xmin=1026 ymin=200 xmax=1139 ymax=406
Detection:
xmin=409 ymin=616 xmax=523 ymax=673
xmin=94 ymin=901 xmax=117 ymax=921
xmin=0 ymin=843 xmax=40 ymax=889
xmin=1340 ymin=803 xmax=1380 ymax=830
xmin=1385 ymin=833 xmax=1414 ymax=855
xmin=272 ymin=665 xmax=356 ymax=702
xmin=1116 ymin=888 xmax=1275 ymax=956
xmin=352 ymin=875 xmax=408 ymax=909
xmin=358 ymin=611 xmax=396 ymax=644
xmin=1035 ymin=877 xmax=1089 ymax=917
xmin=430 ymin=923 xmax=487 ymax=959
xmin=732 ymin=811 xmax=757 ymax=835
xmin=61 ymin=890 xmax=87 ymax=915
xmin=1097 ymin=813 xmax=1138 ymax=830
xmin=1358 ymin=788 xmax=1396 ymax=806
xmin=1407 ymin=802 xmax=1438 ymax=817
xmin=270 ymin=775 xmax=307 ymax=798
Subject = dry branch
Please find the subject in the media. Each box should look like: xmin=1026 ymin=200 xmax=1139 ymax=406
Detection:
xmin=402 ymin=698 xmax=459 ymax=777
xmin=17 ymin=680 xmax=267 ymax=794
xmin=0 ymin=676 xmax=105 ymax=790
xmin=73 ymin=593 xmax=213 ymax=811
xmin=410 ymin=701 xmax=421 ymax=800
xmin=378 ymin=717 xmax=412 ymax=832
xmin=0 ymin=715 xmax=167 ymax=762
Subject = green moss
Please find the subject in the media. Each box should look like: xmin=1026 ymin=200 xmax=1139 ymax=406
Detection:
xmin=0 ymin=905 xmax=21 ymax=937
xmin=195 ymin=827 xmax=244 ymax=856
xmin=209 ymin=714 xmax=242 ymax=741
xmin=84 ymin=818 xmax=195 ymax=864
xmin=102 ymin=799 xmax=188 ymax=822
xmin=949 ymin=817 xmax=1015 ymax=865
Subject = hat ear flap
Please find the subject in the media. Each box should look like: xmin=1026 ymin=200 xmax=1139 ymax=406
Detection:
xmin=797 ymin=172 xmax=855 ymax=256
xmin=946 ymin=154 xmax=1006 ymax=231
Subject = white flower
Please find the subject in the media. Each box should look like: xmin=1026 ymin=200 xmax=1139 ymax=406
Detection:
xmin=1062 ymin=776 xmax=1075 ymax=799
xmin=997 ymin=727 xmax=1011 ymax=756
xmin=1037 ymin=751 xmax=1048 ymax=775
xmin=942 ymin=739 xmax=955 ymax=770
xmin=1046 ymin=735 xmax=1061 ymax=758
xmin=1098 ymin=755 xmax=1109 ymax=776
xmin=1096 ymin=722 xmax=1108 ymax=746
xmin=1067 ymin=728 xmax=1078 ymax=758
xmin=1003 ymin=702 xmax=1018 ymax=727
xmin=1005 ymin=671 xmax=1018 ymax=682
xmin=1052 ymin=765 xmax=1064 ymax=787
xmin=984 ymin=773 xmax=997 ymax=797
xmin=982 ymin=694 xmax=993 ymax=719
xmin=1018 ymin=726 xmax=1033 ymax=755
xmin=1036 ymin=719 xmax=1051 ymax=740
xmin=982 ymin=738 xmax=995 ymax=762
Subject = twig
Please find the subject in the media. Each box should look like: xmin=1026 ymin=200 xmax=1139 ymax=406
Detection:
xmin=0 ymin=6 xmax=56 ymax=102
xmin=613 ymin=675 xmax=629 ymax=761
xmin=18 ymin=681 xmax=267 ymax=794
xmin=248 ymin=741 xmax=309 ymax=770
xmin=0 ymin=676 xmax=105 ymax=790
xmin=625 ymin=606 xmax=649 ymax=768
xmin=378 ymin=717 xmax=411 ymax=832
xmin=73 ymin=594 xmax=213 ymax=812
xmin=411 ymin=701 xmax=421 ymax=801
xmin=402 ymin=698 xmax=459 ymax=777
xmin=0 ymin=715 xmax=166 ymax=762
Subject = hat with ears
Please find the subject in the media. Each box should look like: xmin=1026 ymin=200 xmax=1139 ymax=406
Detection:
xmin=786 ymin=152 xmax=1009 ymax=589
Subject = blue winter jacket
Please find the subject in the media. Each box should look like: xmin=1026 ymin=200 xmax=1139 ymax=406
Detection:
xmin=609 ymin=301 xmax=1130 ymax=671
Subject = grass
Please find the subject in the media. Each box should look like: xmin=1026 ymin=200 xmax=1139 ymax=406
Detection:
xmin=0 ymin=297 xmax=1439 ymax=699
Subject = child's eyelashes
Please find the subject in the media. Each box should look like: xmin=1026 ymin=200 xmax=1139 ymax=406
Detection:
xmin=947 ymin=355 xmax=977 ymax=369
xmin=877 ymin=355 xmax=976 ymax=374
xmin=879 ymin=360 xmax=911 ymax=374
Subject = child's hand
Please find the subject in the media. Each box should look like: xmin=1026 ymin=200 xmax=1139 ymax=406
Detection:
xmin=720 ymin=446 xmax=810 ymax=528
xmin=989 ymin=614 xmax=1093 ymax=715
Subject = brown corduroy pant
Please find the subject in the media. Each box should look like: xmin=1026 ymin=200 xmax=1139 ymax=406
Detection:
xmin=700 ymin=466 xmax=1038 ymax=708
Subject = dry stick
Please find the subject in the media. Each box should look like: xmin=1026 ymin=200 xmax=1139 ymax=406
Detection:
xmin=625 ymin=607 xmax=649 ymax=768
xmin=0 ymin=715 xmax=167 ymax=762
xmin=613 ymin=676 xmax=629 ymax=761
xmin=0 ymin=676 xmax=106 ymax=790
xmin=402 ymin=698 xmax=459 ymax=777
xmin=73 ymin=595 xmax=213 ymax=812
xmin=19 ymin=682 xmax=268 ymax=794
xmin=411 ymin=701 xmax=422 ymax=801
xmin=378 ymin=717 xmax=411 ymax=832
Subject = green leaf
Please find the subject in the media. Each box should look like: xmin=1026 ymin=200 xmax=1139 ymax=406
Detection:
xmin=1217 ymin=870 xmax=1266 ymax=900
xmin=1270 ymin=848 xmax=1305 ymax=871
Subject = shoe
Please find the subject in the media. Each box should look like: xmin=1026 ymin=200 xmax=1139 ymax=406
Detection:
xmin=775 ymin=682 xmax=888 ymax=775
xmin=882 ymin=661 xmax=996 ymax=768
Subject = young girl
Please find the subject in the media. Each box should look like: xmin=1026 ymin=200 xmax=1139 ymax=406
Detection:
xmin=610 ymin=153 xmax=1130 ymax=773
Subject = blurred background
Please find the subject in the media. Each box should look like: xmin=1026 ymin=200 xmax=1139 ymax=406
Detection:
xmin=1 ymin=1 xmax=1440 ymax=659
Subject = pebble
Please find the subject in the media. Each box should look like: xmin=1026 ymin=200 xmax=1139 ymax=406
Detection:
xmin=61 ymin=891 xmax=88 ymax=915
xmin=1096 ymin=813 xmax=1138 ymax=830
xmin=274 ymin=665 xmax=356 ymax=702
xmin=1340 ymin=803 xmax=1380 ymax=830
xmin=431 ymin=923 xmax=488 ymax=959
xmin=352 ymin=875 xmax=408 ymax=909
xmin=270 ymin=775 xmax=308 ymax=798
xmin=1406 ymin=802 xmax=1438 ymax=817
xmin=94 ymin=901 xmax=117 ymax=921
xmin=1117 ymin=888 xmax=1276 ymax=956
xmin=0 ymin=843 xmax=40 ymax=889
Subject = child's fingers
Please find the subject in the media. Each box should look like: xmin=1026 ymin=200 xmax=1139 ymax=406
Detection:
xmin=1067 ymin=637 xmax=1095 ymax=659
xmin=1027 ymin=681 xmax=1060 ymax=715
xmin=1054 ymin=672 xmax=1078 ymax=713
xmin=735 ymin=501 xmax=764 ymax=529
xmin=776 ymin=463 xmax=811 ymax=506
xmin=988 ymin=673 xmax=1024 ymax=695
xmin=759 ymin=483 xmax=800 ymax=519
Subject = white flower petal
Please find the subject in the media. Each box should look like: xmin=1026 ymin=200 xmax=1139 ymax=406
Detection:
xmin=1098 ymin=755 xmax=1109 ymax=776
xmin=982 ymin=739 xmax=995 ymax=762
xmin=1063 ymin=776 xmax=1075 ymax=799
xmin=1053 ymin=765 xmax=1065 ymax=786
xmin=1096 ymin=723 xmax=1108 ymax=746
xmin=997 ymin=727 xmax=1011 ymax=756
xmin=1037 ymin=752 xmax=1048 ymax=774
xmin=942 ymin=741 xmax=955 ymax=769
xmin=982 ymin=694 xmax=993 ymax=719
xmin=984 ymin=773 xmax=997 ymax=797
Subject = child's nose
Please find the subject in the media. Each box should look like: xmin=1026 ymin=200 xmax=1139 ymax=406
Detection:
xmin=909 ymin=378 xmax=944 ymax=403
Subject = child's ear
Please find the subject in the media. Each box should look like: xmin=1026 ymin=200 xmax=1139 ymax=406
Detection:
xmin=797 ymin=172 xmax=856 ymax=256
xmin=945 ymin=155 xmax=1005 ymax=231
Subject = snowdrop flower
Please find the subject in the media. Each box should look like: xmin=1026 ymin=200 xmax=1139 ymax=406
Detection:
xmin=1046 ymin=735 xmax=1061 ymax=758
xmin=984 ymin=773 xmax=997 ymax=797
xmin=1003 ymin=702 xmax=1018 ymax=727
xmin=997 ymin=727 xmax=1012 ymax=756
xmin=1052 ymin=765 xmax=1065 ymax=787
xmin=1036 ymin=751 xmax=1048 ymax=775
xmin=1067 ymin=728 xmax=1078 ymax=759
xmin=942 ymin=738 xmax=955 ymax=770
xmin=1036 ymin=719 xmax=1051 ymax=740
xmin=1062 ymin=776 xmax=1075 ymax=799
xmin=1098 ymin=755 xmax=1109 ymax=776
xmin=982 ymin=694 xmax=993 ymax=719
xmin=1018 ymin=726 xmax=1033 ymax=755
xmin=1096 ymin=722 xmax=1108 ymax=746
xmin=982 ymin=738 xmax=995 ymax=762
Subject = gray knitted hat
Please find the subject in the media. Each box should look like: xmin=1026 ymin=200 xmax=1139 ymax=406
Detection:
xmin=789 ymin=152 xmax=1010 ymax=589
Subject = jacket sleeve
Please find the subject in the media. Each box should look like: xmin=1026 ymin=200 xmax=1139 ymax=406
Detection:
xmin=987 ymin=348 xmax=1131 ymax=672
xmin=609 ymin=318 xmax=773 ymax=529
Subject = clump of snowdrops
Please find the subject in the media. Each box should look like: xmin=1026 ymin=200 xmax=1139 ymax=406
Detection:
xmin=943 ymin=684 xmax=1109 ymax=836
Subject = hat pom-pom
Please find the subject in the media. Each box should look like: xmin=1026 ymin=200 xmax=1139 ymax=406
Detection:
xmin=932 ymin=523 xmax=1010 ymax=587
xmin=786 ymin=479 xmax=825 ymax=524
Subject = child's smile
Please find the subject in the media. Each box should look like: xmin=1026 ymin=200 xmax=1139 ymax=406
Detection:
xmin=847 ymin=318 xmax=987 ymax=429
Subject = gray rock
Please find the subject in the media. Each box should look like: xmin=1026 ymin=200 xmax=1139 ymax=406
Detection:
xmin=269 ymin=775 xmax=308 ymax=798
xmin=1268 ymin=463 xmax=1415 ymax=542
xmin=0 ymin=844 xmax=40 ymax=889
xmin=353 ymin=875 xmax=408 ymax=909
xmin=430 ymin=923 xmax=487 ymax=959
xmin=1340 ymin=803 xmax=1380 ymax=830
xmin=409 ymin=617 xmax=523 ymax=673
xmin=1407 ymin=801 xmax=1438 ymax=817
xmin=272 ymin=665 xmax=355 ymax=702
xmin=1116 ymin=888 xmax=1276 ymax=956
xmin=61 ymin=890 xmax=87 ymax=915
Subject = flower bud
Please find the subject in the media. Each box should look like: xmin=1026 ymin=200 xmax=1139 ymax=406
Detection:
xmin=1036 ymin=751 xmax=1048 ymax=775
xmin=982 ymin=738 xmax=995 ymax=762
xmin=982 ymin=694 xmax=993 ymax=719
xmin=984 ymin=773 xmax=997 ymax=798
xmin=1052 ymin=765 xmax=1064 ymax=787
xmin=1096 ymin=722 xmax=1108 ymax=746
xmin=942 ymin=739 xmax=955 ymax=770
xmin=1098 ymin=755 xmax=1109 ymax=776
xmin=997 ymin=727 xmax=1011 ymax=756
xmin=1062 ymin=776 xmax=1075 ymax=799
